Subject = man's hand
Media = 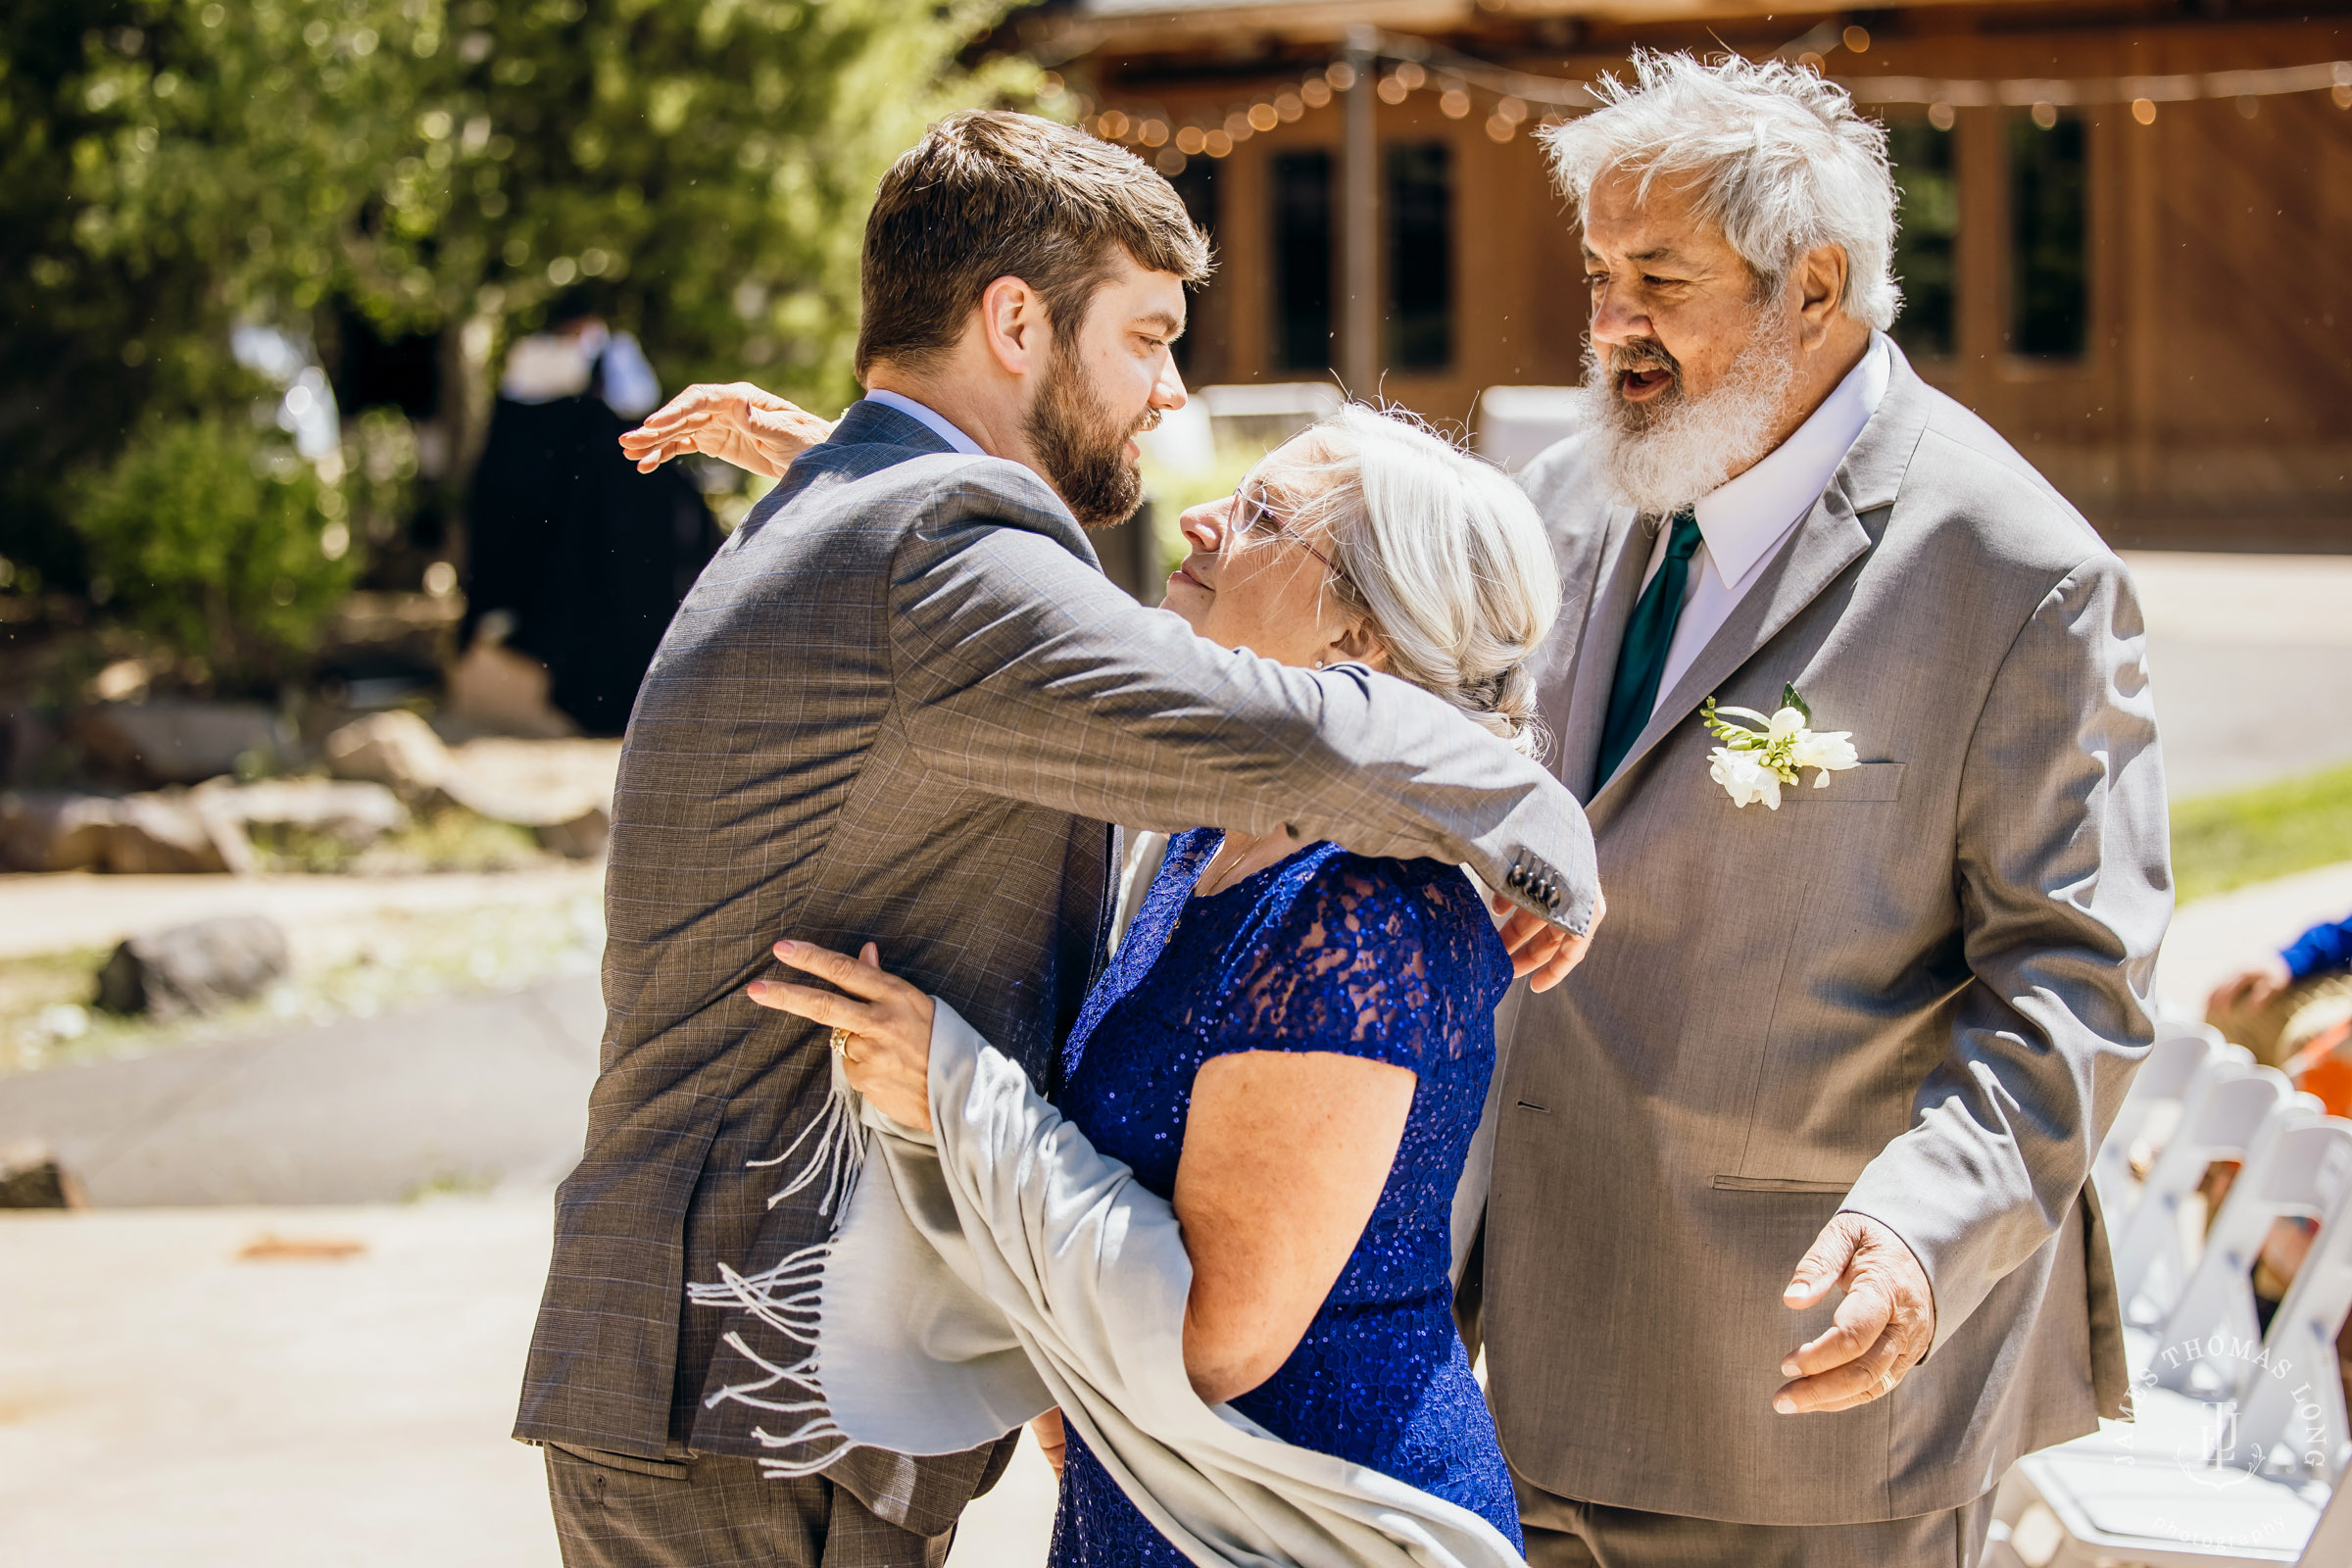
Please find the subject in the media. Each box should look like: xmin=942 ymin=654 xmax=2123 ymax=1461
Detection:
xmin=2206 ymin=956 xmax=2291 ymax=1022
xmin=1492 ymin=884 xmax=1604 ymax=993
xmin=1774 ymin=1211 xmax=1936 ymax=1414
xmin=618 ymin=381 xmax=834 ymax=478
xmin=1031 ymin=1407 xmax=1067 ymax=1480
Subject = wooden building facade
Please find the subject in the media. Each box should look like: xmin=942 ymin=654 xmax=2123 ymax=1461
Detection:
xmin=1013 ymin=0 xmax=2352 ymax=549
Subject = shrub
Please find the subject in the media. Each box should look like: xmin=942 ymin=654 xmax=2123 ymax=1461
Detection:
xmin=73 ymin=416 xmax=361 ymax=689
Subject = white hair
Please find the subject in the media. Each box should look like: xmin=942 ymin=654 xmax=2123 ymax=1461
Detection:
xmin=1541 ymin=51 xmax=1901 ymax=331
xmin=1261 ymin=406 xmax=1562 ymax=757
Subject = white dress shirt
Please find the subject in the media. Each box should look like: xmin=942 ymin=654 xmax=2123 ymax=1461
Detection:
xmin=865 ymin=388 xmax=984 ymax=456
xmin=1638 ymin=333 xmax=1891 ymax=711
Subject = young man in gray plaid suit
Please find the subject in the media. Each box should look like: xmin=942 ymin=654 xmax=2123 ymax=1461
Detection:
xmin=516 ymin=111 xmax=1601 ymax=1567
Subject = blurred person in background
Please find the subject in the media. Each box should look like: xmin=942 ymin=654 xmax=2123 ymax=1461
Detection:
xmin=464 ymin=290 xmax=721 ymax=736
xmin=2206 ymin=906 xmax=2352 ymax=1074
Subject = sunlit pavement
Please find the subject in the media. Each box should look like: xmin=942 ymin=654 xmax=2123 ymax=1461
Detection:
xmin=0 ymin=1191 xmax=1054 ymax=1567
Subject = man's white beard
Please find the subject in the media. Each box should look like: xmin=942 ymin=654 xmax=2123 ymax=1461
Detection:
xmin=1579 ymin=315 xmax=1796 ymax=516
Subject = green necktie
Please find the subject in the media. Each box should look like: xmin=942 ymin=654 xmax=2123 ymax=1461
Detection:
xmin=1595 ymin=508 xmax=1703 ymax=786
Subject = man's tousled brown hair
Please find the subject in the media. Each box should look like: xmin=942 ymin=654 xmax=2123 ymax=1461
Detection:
xmin=856 ymin=111 xmax=1213 ymax=376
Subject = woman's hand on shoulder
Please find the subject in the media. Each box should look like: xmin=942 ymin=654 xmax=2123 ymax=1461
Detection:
xmin=749 ymin=940 xmax=936 ymax=1131
xmin=619 ymin=382 xmax=834 ymax=478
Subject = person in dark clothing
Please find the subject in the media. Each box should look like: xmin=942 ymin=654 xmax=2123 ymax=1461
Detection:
xmin=465 ymin=298 xmax=722 ymax=735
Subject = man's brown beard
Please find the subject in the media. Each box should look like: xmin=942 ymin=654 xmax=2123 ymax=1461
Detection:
xmin=1026 ymin=341 xmax=1154 ymax=530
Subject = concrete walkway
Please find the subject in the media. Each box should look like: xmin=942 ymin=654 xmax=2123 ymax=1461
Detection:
xmin=2126 ymin=550 xmax=2352 ymax=799
xmin=0 ymin=975 xmax=602 ymax=1205
xmin=0 ymin=1192 xmax=1054 ymax=1567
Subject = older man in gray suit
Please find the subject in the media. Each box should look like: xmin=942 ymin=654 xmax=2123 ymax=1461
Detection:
xmin=515 ymin=112 xmax=1598 ymax=1568
xmin=1470 ymin=54 xmax=2169 ymax=1567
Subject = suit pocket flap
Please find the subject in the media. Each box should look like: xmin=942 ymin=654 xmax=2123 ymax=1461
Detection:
xmin=1712 ymin=1174 xmax=1855 ymax=1195
xmin=1771 ymin=760 xmax=1904 ymax=805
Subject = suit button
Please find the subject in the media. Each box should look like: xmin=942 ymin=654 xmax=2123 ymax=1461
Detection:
xmin=1507 ymin=865 xmax=1527 ymax=889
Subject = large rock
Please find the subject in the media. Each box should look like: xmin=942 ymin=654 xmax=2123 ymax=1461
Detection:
xmin=0 ymin=791 xmax=120 ymax=871
xmin=440 ymin=737 xmax=618 ymax=858
xmin=96 ymin=913 xmax=290 ymax=1018
xmin=0 ymin=789 xmax=253 ymax=873
xmin=0 ymin=1142 xmax=86 ymax=1208
xmin=71 ymin=699 xmax=299 ymax=786
xmin=322 ymin=710 xmax=451 ymax=798
xmin=193 ymin=777 xmax=408 ymax=847
xmin=104 ymin=792 xmax=256 ymax=873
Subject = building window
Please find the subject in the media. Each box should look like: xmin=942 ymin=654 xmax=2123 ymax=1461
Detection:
xmin=1886 ymin=120 xmax=1957 ymax=360
xmin=1271 ymin=151 xmax=1333 ymax=372
xmin=1387 ymin=142 xmax=1453 ymax=370
xmin=2009 ymin=114 xmax=2087 ymax=358
xmin=1166 ymin=160 xmax=1218 ymax=377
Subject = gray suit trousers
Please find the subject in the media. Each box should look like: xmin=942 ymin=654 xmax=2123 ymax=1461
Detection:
xmin=1514 ymin=1468 xmax=1994 ymax=1568
xmin=545 ymin=1446 xmax=953 ymax=1568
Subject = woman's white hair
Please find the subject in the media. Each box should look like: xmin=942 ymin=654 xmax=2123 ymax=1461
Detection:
xmin=1540 ymin=51 xmax=1901 ymax=331
xmin=1260 ymin=406 xmax=1562 ymax=757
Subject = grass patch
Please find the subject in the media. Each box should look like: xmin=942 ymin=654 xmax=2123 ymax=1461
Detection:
xmin=2173 ymin=762 xmax=2352 ymax=905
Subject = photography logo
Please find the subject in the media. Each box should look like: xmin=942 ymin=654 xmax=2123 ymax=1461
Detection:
xmin=2113 ymin=1331 xmax=2328 ymax=1550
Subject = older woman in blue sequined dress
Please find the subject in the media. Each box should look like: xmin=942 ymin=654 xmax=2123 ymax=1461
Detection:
xmin=753 ymin=406 xmax=1576 ymax=1565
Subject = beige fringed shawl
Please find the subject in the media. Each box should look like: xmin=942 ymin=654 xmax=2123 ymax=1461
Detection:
xmin=692 ymin=999 xmax=1525 ymax=1568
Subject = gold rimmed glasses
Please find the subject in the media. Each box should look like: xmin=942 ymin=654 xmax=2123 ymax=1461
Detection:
xmin=1229 ymin=485 xmax=1343 ymax=576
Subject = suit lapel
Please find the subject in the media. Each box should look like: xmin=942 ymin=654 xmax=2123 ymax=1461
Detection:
xmin=1548 ymin=505 xmax=1645 ymax=800
xmin=1584 ymin=341 xmax=1936 ymax=817
xmin=1588 ymin=491 xmax=1871 ymax=814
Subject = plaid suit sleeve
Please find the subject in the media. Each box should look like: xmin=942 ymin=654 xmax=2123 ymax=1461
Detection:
xmin=884 ymin=477 xmax=1599 ymax=933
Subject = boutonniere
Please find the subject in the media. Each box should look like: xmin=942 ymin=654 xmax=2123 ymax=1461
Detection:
xmin=1699 ymin=685 xmax=1858 ymax=810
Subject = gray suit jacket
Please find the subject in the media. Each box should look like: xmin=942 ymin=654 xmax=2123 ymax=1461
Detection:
xmin=514 ymin=400 xmax=1597 ymax=1533
xmin=1484 ymin=345 xmax=2167 ymax=1525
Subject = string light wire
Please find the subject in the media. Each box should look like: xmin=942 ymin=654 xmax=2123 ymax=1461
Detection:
xmin=1080 ymin=32 xmax=2352 ymax=172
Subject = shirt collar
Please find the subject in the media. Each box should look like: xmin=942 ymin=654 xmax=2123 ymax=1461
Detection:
xmin=1690 ymin=333 xmax=1890 ymax=589
xmin=863 ymin=388 xmax=985 ymax=456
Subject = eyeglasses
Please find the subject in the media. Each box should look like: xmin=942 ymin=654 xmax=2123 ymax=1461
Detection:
xmin=1229 ymin=486 xmax=1343 ymax=576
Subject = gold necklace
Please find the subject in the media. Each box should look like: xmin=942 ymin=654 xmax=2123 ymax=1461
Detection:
xmin=1197 ymin=831 xmax=1273 ymax=899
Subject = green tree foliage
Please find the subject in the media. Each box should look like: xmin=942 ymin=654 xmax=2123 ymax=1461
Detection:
xmin=3 ymin=0 xmax=1042 ymax=593
xmin=74 ymin=416 xmax=362 ymax=688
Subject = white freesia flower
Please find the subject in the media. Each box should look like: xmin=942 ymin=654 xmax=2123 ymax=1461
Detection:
xmin=1708 ymin=747 xmax=1784 ymax=810
xmin=1698 ymin=686 xmax=1859 ymax=809
xmin=1790 ymin=727 xmax=1858 ymax=783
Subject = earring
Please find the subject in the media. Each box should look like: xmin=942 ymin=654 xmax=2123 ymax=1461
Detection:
xmin=1313 ymin=660 xmax=1325 ymax=668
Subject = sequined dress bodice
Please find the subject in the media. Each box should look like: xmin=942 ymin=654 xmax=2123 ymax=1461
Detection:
xmin=1046 ymin=829 xmax=1524 ymax=1565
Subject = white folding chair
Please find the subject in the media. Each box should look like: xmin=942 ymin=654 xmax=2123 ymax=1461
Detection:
xmin=2153 ymin=1113 xmax=2349 ymax=1405
xmin=2234 ymin=1123 xmax=2352 ymax=1491
xmin=1991 ymin=1116 xmax=2352 ymax=1566
xmin=2096 ymin=1029 xmax=2230 ymax=1224
xmin=2114 ymin=1065 xmax=2298 ymax=1332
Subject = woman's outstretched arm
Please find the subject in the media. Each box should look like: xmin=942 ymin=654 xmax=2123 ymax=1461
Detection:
xmin=1173 ymin=1052 xmax=1415 ymax=1405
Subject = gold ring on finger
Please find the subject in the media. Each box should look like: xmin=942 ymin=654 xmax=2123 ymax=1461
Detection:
xmin=828 ymin=1026 xmax=852 ymax=1057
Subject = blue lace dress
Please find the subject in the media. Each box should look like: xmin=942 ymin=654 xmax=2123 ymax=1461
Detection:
xmin=1046 ymin=828 xmax=1524 ymax=1565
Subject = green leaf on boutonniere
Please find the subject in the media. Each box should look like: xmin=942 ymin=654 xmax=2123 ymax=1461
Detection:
xmin=1781 ymin=683 xmax=1812 ymax=722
